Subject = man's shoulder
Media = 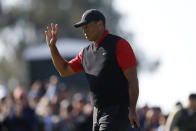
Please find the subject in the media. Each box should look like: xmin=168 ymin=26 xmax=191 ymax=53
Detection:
xmin=107 ymin=34 xmax=129 ymax=44
xmin=103 ymin=34 xmax=123 ymax=45
xmin=107 ymin=33 xmax=122 ymax=39
xmin=175 ymin=108 xmax=189 ymax=118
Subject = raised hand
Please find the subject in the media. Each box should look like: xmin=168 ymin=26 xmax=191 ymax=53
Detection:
xmin=45 ymin=23 xmax=58 ymax=47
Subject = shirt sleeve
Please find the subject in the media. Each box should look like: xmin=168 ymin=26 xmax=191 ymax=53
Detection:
xmin=116 ymin=39 xmax=137 ymax=71
xmin=69 ymin=50 xmax=83 ymax=73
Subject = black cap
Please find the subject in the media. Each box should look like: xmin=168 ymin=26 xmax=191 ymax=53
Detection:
xmin=74 ymin=9 xmax=105 ymax=28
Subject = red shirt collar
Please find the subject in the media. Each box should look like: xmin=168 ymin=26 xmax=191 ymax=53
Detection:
xmin=94 ymin=29 xmax=109 ymax=46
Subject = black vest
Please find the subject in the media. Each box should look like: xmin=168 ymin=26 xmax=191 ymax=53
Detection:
xmin=82 ymin=34 xmax=129 ymax=108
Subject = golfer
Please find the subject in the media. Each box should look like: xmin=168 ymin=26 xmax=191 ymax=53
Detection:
xmin=45 ymin=9 xmax=140 ymax=131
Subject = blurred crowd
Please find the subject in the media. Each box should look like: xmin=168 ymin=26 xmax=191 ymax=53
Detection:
xmin=0 ymin=75 xmax=196 ymax=131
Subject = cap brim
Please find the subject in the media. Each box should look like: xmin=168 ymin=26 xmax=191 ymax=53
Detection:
xmin=74 ymin=20 xmax=88 ymax=28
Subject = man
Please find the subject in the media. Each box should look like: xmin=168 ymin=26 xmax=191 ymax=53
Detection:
xmin=45 ymin=9 xmax=140 ymax=131
xmin=164 ymin=102 xmax=183 ymax=131
xmin=167 ymin=93 xmax=196 ymax=131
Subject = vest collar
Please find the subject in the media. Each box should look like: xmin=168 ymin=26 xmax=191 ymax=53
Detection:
xmin=94 ymin=29 xmax=109 ymax=46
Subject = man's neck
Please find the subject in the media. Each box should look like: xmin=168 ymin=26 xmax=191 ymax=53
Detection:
xmin=94 ymin=29 xmax=105 ymax=43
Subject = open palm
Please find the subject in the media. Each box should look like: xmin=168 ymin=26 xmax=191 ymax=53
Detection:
xmin=45 ymin=23 xmax=58 ymax=47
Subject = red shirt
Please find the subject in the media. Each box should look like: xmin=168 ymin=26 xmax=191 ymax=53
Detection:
xmin=69 ymin=30 xmax=137 ymax=72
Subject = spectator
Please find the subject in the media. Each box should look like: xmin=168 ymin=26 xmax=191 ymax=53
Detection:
xmin=58 ymin=99 xmax=73 ymax=131
xmin=71 ymin=93 xmax=86 ymax=124
xmin=166 ymin=93 xmax=196 ymax=131
xmin=58 ymin=83 xmax=69 ymax=102
xmin=143 ymin=107 xmax=162 ymax=131
xmin=7 ymin=86 xmax=37 ymax=131
xmin=165 ymin=102 xmax=183 ymax=131
xmin=137 ymin=105 xmax=149 ymax=129
xmin=36 ymin=95 xmax=53 ymax=131
xmin=0 ymin=85 xmax=11 ymax=131
xmin=46 ymin=75 xmax=59 ymax=101
xmin=3 ymin=77 xmax=193 ymax=131
xmin=28 ymin=81 xmax=44 ymax=110
xmin=71 ymin=93 xmax=93 ymax=131
xmin=156 ymin=115 xmax=167 ymax=131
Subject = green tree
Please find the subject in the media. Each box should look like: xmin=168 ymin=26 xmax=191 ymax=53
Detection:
xmin=0 ymin=0 xmax=159 ymax=88
xmin=0 ymin=0 xmax=123 ymax=88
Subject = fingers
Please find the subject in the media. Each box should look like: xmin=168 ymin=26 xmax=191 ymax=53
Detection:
xmin=44 ymin=24 xmax=57 ymax=39
xmin=47 ymin=26 xmax=52 ymax=34
xmin=50 ymin=23 xmax=58 ymax=37
xmin=134 ymin=118 xmax=140 ymax=128
xmin=55 ymin=24 xmax=58 ymax=34
xmin=51 ymin=23 xmax=58 ymax=33
xmin=129 ymin=111 xmax=140 ymax=128
xmin=130 ymin=120 xmax=135 ymax=128
xmin=45 ymin=26 xmax=51 ymax=39
xmin=45 ymin=23 xmax=57 ymax=36
xmin=51 ymin=23 xmax=55 ymax=31
xmin=130 ymin=119 xmax=140 ymax=128
xmin=44 ymin=23 xmax=58 ymax=46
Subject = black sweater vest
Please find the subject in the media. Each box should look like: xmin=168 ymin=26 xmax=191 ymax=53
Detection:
xmin=82 ymin=34 xmax=129 ymax=108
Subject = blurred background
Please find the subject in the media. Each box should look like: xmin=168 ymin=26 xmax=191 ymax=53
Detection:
xmin=0 ymin=0 xmax=196 ymax=131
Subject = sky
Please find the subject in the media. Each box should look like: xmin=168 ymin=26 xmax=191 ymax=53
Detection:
xmin=113 ymin=0 xmax=196 ymax=113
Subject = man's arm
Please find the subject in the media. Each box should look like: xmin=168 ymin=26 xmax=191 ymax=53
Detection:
xmin=49 ymin=45 xmax=75 ymax=77
xmin=123 ymin=66 xmax=140 ymax=128
xmin=45 ymin=23 xmax=76 ymax=77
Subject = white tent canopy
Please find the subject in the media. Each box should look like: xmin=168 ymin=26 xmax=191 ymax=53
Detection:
xmin=23 ymin=38 xmax=89 ymax=61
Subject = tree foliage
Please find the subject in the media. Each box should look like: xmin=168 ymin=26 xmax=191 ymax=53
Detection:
xmin=0 ymin=0 xmax=122 ymax=87
xmin=0 ymin=0 xmax=159 ymax=88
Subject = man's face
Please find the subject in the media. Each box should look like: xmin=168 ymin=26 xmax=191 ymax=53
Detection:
xmin=82 ymin=21 xmax=100 ymax=41
xmin=190 ymin=98 xmax=196 ymax=110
